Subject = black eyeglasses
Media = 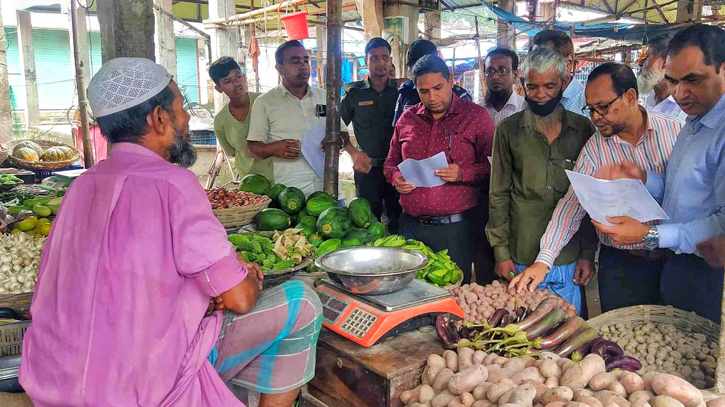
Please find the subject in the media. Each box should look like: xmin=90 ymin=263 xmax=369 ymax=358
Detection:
xmin=484 ymin=68 xmax=512 ymax=77
xmin=583 ymin=94 xmax=622 ymax=116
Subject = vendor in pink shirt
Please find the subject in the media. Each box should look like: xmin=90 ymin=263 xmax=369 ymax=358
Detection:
xmin=19 ymin=58 xmax=323 ymax=407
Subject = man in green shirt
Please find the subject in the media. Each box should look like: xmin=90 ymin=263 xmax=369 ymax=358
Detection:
xmin=210 ymin=57 xmax=273 ymax=180
xmin=340 ymin=38 xmax=402 ymax=233
xmin=486 ymin=46 xmax=596 ymax=314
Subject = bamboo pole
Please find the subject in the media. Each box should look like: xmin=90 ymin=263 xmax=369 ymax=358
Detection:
xmin=474 ymin=17 xmax=485 ymax=104
xmin=322 ymin=0 xmax=342 ymax=198
xmin=203 ymin=0 xmax=307 ymax=25
xmin=70 ymin=0 xmax=94 ymax=168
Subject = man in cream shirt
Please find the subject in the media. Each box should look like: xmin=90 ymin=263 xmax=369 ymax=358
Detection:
xmin=248 ymin=40 xmax=348 ymax=195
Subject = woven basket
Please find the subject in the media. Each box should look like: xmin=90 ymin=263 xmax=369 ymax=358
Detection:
xmin=212 ymin=196 xmax=271 ymax=228
xmin=587 ymin=305 xmax=720 ymax=394
xmin=0 ymin=145 xmax=9 ymax=167
xmin=6 ymin=139 xmax=81 ymax=171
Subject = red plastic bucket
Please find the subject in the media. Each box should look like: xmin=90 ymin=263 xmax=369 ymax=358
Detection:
xmin=280 ymin=11 xmax=309 ymax=40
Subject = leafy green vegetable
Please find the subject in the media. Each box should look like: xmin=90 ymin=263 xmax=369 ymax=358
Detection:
xmin=272 ymin=260 xmax=295 ymax=270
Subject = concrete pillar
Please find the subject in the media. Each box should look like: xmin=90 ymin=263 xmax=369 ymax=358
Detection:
xmin=97 ymin=0 xmax=155 ymax=63
xmin=316 ymin=25 xmax=326 ymax=89
xmin=154 ymin=0 xmax=177 ymax=79
xmin=0 ymin=7 xmax=14 ymax=141
xmin=68 ymin=3 xmax=90 ymax=90
xmin=676 ymin=0 xmax=703 ymax=22
xmin=16 ymin=10 xmax=40 ymax=128
xmin=540 ymin=1 xmax=556 ymax=24
xmin=424 ymin=11 xmax=441 ymax=43
xmin=208 ymin=0 xmax=237 ymax=113
xmin=497 ymin=0 xmax=516 ymax=49
xmin=384 ymin=3 xmax=419 ymax=77
xmin=355 ymin=0 xmax=384 ymax=40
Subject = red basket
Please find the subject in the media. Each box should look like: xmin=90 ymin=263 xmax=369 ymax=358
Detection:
xmin=278 ymin=1 xmax=309 ymax=40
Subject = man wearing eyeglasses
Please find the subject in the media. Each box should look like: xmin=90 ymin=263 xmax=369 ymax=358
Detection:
xmin=514 ymin=62 xmax=683 ymax=313
xmin=488 ymin=46 xmax=596 ymax=314
xmin=483 ymin=47 xmax=525 ymax=125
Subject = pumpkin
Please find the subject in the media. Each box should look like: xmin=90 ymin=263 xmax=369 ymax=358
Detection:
xmin=12 ymin=141 xmax=43 ymax=157
xmin=13 ymin=147 xmax=39 ymax=162
xmin=41 ymin=146 xmax=71 ymax=162
xmin=56 ymin=146 xmax=75 ymax=159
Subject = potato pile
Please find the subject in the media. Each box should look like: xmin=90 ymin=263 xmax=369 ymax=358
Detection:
xmin=452 ymin=281 xmax=577 ymax=323
xmin=402 ymin=348 xmax=720 ymax=407
xmin=599 ymin=322 xmax=717 ymax=389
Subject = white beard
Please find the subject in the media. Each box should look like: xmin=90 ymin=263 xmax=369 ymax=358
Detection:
xmin=637 ymin=67 xmax=664 ymax=95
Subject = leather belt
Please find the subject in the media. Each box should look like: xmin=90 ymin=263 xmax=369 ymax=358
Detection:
xmin=412 ymin=213 xmax=465 ymax=226
xmin=628 ymin=248 xmax=667 ymax=260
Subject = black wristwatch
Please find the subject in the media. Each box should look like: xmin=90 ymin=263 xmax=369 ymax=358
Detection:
xmin=642 ymin=225 xmax=659 ymax=250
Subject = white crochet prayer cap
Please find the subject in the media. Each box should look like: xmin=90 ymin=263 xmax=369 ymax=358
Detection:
xmin=88 ymin=57 xmax=173 ymax=118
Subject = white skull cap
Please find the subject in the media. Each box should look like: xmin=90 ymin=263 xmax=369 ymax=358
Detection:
xmin=88 ymin=57 xmax=173 ymax=118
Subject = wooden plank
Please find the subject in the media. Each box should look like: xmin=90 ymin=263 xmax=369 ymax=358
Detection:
xmin=600 ymin=0 xmax=616 ymax=14
xmin=648 ymin=0 xmax=670 ymax=22
xmin=16 ymin=10 xmax=39 ymax=128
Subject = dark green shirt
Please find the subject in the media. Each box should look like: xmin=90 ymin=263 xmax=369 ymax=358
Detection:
xmin=340 ymin=78 xmax=399 ymax=161
xmin=486 ymin=109 xmax=598 ymax=266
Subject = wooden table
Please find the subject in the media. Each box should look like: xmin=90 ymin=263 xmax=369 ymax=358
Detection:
xmin=304 ymin=326 xmax=445 ymax=407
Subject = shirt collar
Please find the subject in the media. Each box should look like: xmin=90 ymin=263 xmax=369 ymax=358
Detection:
xmin=280 ymin=83 xmax=312 ymax=99
xmin=517 ymin=106 xmax=578 ymax=131
xmin=692 ymin=91 xmax=725 ymax=129
xmin=111 ymin=142 xmax=165 ymax=160
xmin=486 ymin=91 xmax=523 ymax=109
xmin=563 ymin=78 xmax=584 ymax=101
xmin=415 ymin=94 xmax=463 ymax=119
xmin=606 ymin=107 xmax=655 ymax=146
xmin=362 ymin=76 xmax=398 ymax=91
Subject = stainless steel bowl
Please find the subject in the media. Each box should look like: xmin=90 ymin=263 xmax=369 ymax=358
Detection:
xmin=314 ymin=247 xmax=428 ymax=295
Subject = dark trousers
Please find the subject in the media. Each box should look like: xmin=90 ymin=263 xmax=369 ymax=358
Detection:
xmin=598 ymin=245 xmax=665 ymax=312
xmin=472 ymin=187 xmax=496 ymax=285
xmin=355 ymin=167 xmax=402 ymax=234
xmin=661 ymin=252 xmax=724 ymax=324
xmin=399 ymin=211 xmax=476 ymax=284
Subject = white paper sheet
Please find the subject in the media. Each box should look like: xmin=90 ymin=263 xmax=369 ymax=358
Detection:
xmin=397 ymin=151 xmax=449 ymax=188
xmin=488 ymin=156 xmax=492 ymax=164
xmin=565 ymin=170 xmax=669 ymax=226
xmin=300 ymin=125 xmax=326 ymax=179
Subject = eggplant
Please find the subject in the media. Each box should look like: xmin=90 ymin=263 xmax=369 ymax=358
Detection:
xmin=571 ymin=336 xmax=603 ymax=362
xmin=435 ymin=315 xmax=455 ymax=348
xmin=501 ymin=313 xmax=515 ymax=327
xmin=525 ymin=309 xmax=566 ymax=341
xmin=488 ymin=308 xmax=510 ymax=328
xmin=606 ymin=355 xmax=642 ymax=372
xmin=515 ymin=307 xmax=526 ymax=322
xmin=516 ymin=297 xmax=558 ymax=330
xmin=591 ymin=339 xmax=625 ymax=360
xmin=538 ymin=316 xmax=587 ymax=349
xmin=553 ymin=327 xmax=599 ymax=357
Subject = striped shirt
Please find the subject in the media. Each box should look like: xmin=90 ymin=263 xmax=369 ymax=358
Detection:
xmin=534 ymin=109 xmax=684 ymax=269
xmin=484 ymin=92 xmax=526 ymax=126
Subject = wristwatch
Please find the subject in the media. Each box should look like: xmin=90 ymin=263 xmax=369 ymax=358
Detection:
xmin=642 ymin=225 xmax=660 ymax=250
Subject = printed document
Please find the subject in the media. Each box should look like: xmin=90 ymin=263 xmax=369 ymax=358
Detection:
xmin=565 ymin=170 xmax=669 ymax=226
xmin=398 ymin=152 xmax=449 ymax=188
xmin=301 ymin=125 xmax=326 ymax=179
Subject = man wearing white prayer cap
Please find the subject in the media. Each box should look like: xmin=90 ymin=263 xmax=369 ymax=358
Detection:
xmin=19 ymin=57 xmax=323 ymax=407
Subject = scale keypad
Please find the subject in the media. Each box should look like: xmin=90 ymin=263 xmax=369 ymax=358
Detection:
xmin=340 ymin=309 xmax=377 ymax=338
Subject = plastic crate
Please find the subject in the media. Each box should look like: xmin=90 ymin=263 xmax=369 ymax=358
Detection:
xmin=0 ymin=321 xmax=30 ymax=357
xmin=33 ymin=164 xmax=83 ymax=182
xmin=190 ymin=131 xmax=217 ymax=146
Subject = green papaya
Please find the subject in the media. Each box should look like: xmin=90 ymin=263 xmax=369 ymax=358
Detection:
xmin=348 ymin=198 xmax=373 ymax=228
xmin=306 ymin=195 xmax=337 ymax=216
xmin=306 ymin=191 xmax=330 ymax=202
xmin=278 ymin=187 xmax=306 ymax=214
xmin=315 ymin=238 xmax=341 ymax=258
xmin=268 ymin=183 xmax=287 ymax=200
xmin=239 ymin=173 xmax=271 ymax=195
xmin=368 ymin=222 xmax=386 ymax=239
xmin=341 ymin=237 xmax=363 ymax=248
xmin=253 ymin=208 xmax=291 ymax=231
xmin=316 ymin=207 xmax=352 ymax=239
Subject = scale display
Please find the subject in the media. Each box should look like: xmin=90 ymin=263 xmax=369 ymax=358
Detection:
xmin=315 ymin=279 xmax=464 ymax=347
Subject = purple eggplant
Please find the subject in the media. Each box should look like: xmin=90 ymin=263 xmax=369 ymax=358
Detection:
xmin=516 ymin=297 xmax=558 ymax=330
xmin=538 ymin=316 xmax=587 ymax=349
xmin=515 ymin=307 xmax=526 ymax=322
xmin=553 ymin=327 xmax=599 ymax=357
xmin=571 ymin=336 xmax=603 ymax=362
xmin=591 ymin=339 xmax=625 ymax=360
xmin=501 ymin=313 xmax=515 ymax=327
xmin=606 ymin=355 xmax=642 ymax=372
xmin=435 ymin=315 xmax=455 ymax=348
xmin=488 ymin=308 xmax=510 ymax=328
xmin=525 ymin=309 xmax=566 ymax=341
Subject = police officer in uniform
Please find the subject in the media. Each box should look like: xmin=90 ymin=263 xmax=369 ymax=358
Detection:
xmin=341 ymin=38 xmax=403 ymax=233
xmin=392 ymin=39 xmax=472 ymax=126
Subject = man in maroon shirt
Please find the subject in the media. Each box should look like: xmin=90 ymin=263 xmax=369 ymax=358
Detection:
xmin=384 ymin=55 xmax=495 ymax=283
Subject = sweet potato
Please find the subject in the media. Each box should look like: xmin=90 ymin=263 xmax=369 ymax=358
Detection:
xmin=473 ymin=401 xmax=495 ymax=407
xmin=419 ymin=385 xmax=436 ymax=404
xmin=433 ymin=369 xmax=456 ymax=393
xmin=494 ymin=356 xmax=510 ymax=366
xmin=504 ymin=358 xmax=529 ymax=374
xmin=429 ymin=354 xmax=447 ymax=369
xmin=444 ymin=350 xmax=459 ymax=372
xmin=631 ymin=402 xmax=652 ymax=407
xmin=620 ymin=372 xmax=644 ymax=395
xmin=511 ymin=367 xmax=546 ymax=385
xmin=423 ymin=367 xmax=431 ymax=385
xmin=474 ymin=351 xmax=488 ymax=365
xmin=485 ymin=353 xmax=501 ymax=365
xmin=461 ymin=392 xmax=476 ymax=407
xmin=608 ymin=382 xmax=627 ymax=399
xmin=594 ymin=391 xmax=631 ymax=407
xmin=540 ymin=352 xmax=561 ymax=362
xmin=489 ymin=366 xmax=515 ymax=383
xmin=522 ymin=356 xmax=537 ymax=367
xmin=488 ymin=382 xmax=517 ymax=404
xmin=573 ymin=390 xmax=594 ymax=402
xmin=449 ymin=365 xmax=490 ymax=396
xmin=427 ymin=366 xmax=443 ymax=386
xmin=451 ymin=396 xmax=463 ymax=406
xmin=589 ymin=373 xmax=617 ymax=391
xmin=474 ymin=384 xmax=495 ymax=401
xmin=652 ymin=396 xmax=685 ymax=407
xmin=542 ymin=387 xmax=574 ymax=405
xmin=409 ymin=403 xmax=425 ymax=407
xmin=459 ymin=348 xmax=476 ymax=371
xmin=509 ymin=384 xmax=538 ymax=407
xmin=523 ymin=379 xmax=549 ymax=404
xmin=501 ymin=404 xmax=526 ymax=407
xmin=650 ymin=374 xmax=703 ymax=407
xmin=544 ymin=402 xmax=567 ymax=407
xmin=707 ymin=398 xmax=725 ymax=407
xmin=545 ymin=377 xmax=560 ymax=389
xmin=450 ymin=403 xmax=467 ymax=407
xmin=629 ymin=391 xmax=654 ymax=405
xmin=540 ymin=360 xmax=561 ymax=379
xmin=565 ymin=403 xmax=591 ymax=407
xmin=498 ymin=388 xmax=517 ymax=407
xmin=433 ymin=391 xmax=457 ymax=407
xmin=402 ymin=386 xmax=423 ymax=405
xmin=580 ymin=397 xmax=604 ymax=407
xmin=641 ymin=372 xmax=658 ymax=392
xmin=562 ymin=355 xmax=605 ymax=389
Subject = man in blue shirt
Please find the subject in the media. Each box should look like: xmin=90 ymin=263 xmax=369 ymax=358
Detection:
xmin=533 ymin=30 xmax=587 ymax=114
xmin=593 ymin=25 xmax=725 ymax=323
xmin=392 ymin=39 xmax=472 ymax=127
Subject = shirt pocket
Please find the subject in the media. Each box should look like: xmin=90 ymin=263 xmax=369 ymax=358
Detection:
xmin=353 ymin=103 xmax=376 ymax=130
xmin=551 ymin=158 xmax=575 ymax=194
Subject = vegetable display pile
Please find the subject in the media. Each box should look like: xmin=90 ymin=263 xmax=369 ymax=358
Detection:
xmin=0 ymin=174 xmax=22 ymax=185
xmin=206 ymin=187 xmax=268 ymax=210
xmin=11 ymin=140 xmax=75 ymax=163
xmin=0 ymin=233 xmax=45 ymax=294
xmin=598 ymin=322 xmax=718 ymax=389
xmin=452 ymin=281 xmax=577 ymax=323
xmin=0 ymin=190 xmax=39 ymax=206
xmin=402 ymin=346 xmax=722 ymax=407
xmin=228 ymin=229 xmax=315 ymax=272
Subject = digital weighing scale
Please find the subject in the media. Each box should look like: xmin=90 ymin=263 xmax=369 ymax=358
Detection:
xmin=315 ymin=278 xmax=464 ymax=347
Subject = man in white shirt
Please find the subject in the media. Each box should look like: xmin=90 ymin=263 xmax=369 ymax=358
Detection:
xmin=482 ymin=47 xmax=525 ymax=125
xmin=248 ymin=40 xmax=348 ymax=195
xmin=637 ymin=33 xmax=687 ymax=121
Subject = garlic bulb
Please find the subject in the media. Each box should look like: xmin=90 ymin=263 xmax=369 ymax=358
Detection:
xmin=0 ymin=233 xmax=46 ymax=295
